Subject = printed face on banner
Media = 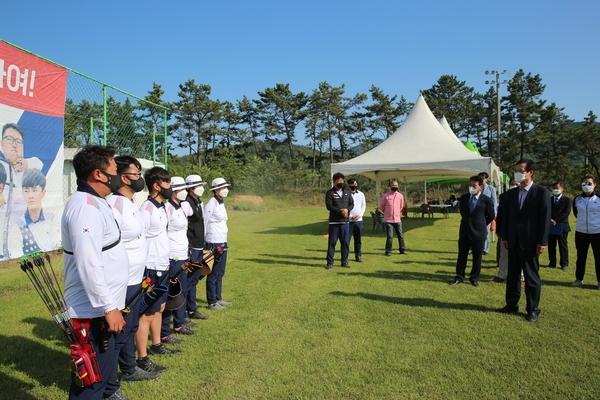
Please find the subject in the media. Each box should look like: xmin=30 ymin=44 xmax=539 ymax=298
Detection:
xmin=0 ymin=42 xmax=67 ymax=260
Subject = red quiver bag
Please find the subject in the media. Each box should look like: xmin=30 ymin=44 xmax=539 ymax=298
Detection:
xmin=68 ymin=319 xmax=102 ymax=387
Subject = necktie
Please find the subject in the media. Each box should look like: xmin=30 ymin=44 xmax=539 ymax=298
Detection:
xmin=469 ymin=196 xmax=476 ymax=212
xmin=554 ymin=197 xmax=558 ymax=205
xmin=519 ymin=188 xmax=527 ymax=209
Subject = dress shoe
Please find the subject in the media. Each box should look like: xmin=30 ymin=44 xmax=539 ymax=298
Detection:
xmin=449 ymin=279 xmax=462 ymax=286
xmin=325 ymin=264 xmax=333 ymax=269
xmin=491 ymin=277 xmax=505 ymax=283
xmin=525 ymin=312 xmax=538 ymax=323
xmin=470 ymin=280 xmax=479 ymax=287
xmin=496 ymin=305 xmax=519 ymax=314
xmin=385 ymin=253 xmax=392 ymax=257
xmin=341 ymin=263 xmax=350 ymax=268
xmin=355 ymin=256 xmax=363 ymax=262
xmin=561 ymin=266 xmax=569 ymax=271
xmin=546 ymin=263 xmax=556 ymax=268
xmin=400 ymin=251 xmax=407 ymax=255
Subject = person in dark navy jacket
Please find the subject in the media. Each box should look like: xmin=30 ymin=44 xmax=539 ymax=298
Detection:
xmin=450 ymin=175 xmax=495 ymax=287
xmin=325 ymin=173 xmax=354 ymax=269
xmin=546 ymin=182 xmax=571 ymax=270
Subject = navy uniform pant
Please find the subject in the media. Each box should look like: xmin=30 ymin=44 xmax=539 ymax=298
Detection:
xmin=327 ymin=223 xmax=350 ymax=265
xmin=349 ymin=220 xmax=363 ymax=258
xmin=206 ymin=243 xmax=228 ymax=305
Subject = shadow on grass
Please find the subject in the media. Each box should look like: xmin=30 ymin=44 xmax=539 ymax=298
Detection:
xmin=237 ymin=257 xmax=324 ymax=268
xmin=338 ymin=269 xmax=453 ymax=282
xmin=0 ymin=333 xmax=69 ymax=389
xmin=0 ymin=371 xmax=37 ymax=400
xmin=330 ymin=291 xmax=496 ymax=312
xmin=23 ymin=316 xmax=67 ymax=344
xmin=257 ymin=218 xmax=432 ymax=236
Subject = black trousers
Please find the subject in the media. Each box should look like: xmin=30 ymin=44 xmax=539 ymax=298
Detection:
xmin=548 ymin=232 xmax=569 ymax=268
xmin=574 ymin=232 xmax=600 ymax=282
xmin=506 ymin=246 xmax=541 ymax=315
xmin=455 ymin=237 xmax=484 ymax=282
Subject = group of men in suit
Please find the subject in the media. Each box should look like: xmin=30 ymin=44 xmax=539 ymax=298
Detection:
xmin=452 ymin=159 xmax=554 ymax=323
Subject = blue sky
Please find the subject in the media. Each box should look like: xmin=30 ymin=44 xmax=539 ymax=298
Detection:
xmin=2 ymin=0 xmax=599 ymax=124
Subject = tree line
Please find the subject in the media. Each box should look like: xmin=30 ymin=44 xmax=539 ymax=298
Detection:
xmin=63 ymin=69 xmax=600 ymax=197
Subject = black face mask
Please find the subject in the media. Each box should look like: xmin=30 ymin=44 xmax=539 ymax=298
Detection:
xmin=336 ymin=183 xmax=344 ymax=189
xmin=391 ymin=187 xmax=399 ymax=192
xmin=160 ymin=187 xmax=173 ymax=200
xmin=100 ymin=170 xmax=122 ymax=193
xmin=349 ymin=186 xmax=358 ymax=191
xmin=128 ymin=177 xmax=145 ymax=193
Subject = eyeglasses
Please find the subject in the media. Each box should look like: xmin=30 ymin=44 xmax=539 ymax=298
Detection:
xmin=123 ymin=172 xmax=142 ymax=178
xmin=581 ymin=182 xmax=594 ymax=187
xmin=2 ymin=136 xmax=23 ymax=146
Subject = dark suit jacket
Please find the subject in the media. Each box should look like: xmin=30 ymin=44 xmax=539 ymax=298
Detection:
xmin=185 ymin=194 xmax=205 ymax=248
xmin=551 ymin=195 xmax=572 ymax=233
xmin=500 ymin=183 xmax=551 ymax=252
xmin=458 ymin=193 xmax=495 ymax=241
xmin=495 ymin=188 xmax=516 ymax=238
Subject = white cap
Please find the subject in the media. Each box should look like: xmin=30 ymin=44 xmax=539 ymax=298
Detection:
xmin=210 ymin=177 xmax=230 ymax=191
xmin=170 ymin=176 xmax=187 ymax=190
xmin=185 ymin=174 xmax=205 ymax=188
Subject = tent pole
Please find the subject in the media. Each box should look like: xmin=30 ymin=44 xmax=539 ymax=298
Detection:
xmin=375 ymin=173 xmax=380 ymax=207
xmin=424 ymin=181 xmax=427 ymax=203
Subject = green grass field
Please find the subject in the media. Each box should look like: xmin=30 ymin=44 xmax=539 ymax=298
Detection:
xmin=1 ymin=206 xmax=599 ymax=399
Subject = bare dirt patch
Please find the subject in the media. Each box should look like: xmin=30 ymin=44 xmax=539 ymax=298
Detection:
xmin=230 ymin=195 xmax=264 ymax=205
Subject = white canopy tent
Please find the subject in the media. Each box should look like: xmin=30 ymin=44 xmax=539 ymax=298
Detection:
xmin=331 ymin=95 xmax=501 ymax=201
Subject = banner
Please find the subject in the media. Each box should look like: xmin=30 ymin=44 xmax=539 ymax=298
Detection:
xmin=0 ymin=42 xmax=67 ymax=260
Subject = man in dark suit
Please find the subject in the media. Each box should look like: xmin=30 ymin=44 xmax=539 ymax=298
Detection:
xmin=451 ymin=175 xmax=495 ymax=287
xmin=546 ymin=182 xmax=571 ymax=271
xmin=498 ymin=159 xmax=551 ymax=323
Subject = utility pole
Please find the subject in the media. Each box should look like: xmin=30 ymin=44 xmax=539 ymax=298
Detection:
xmin=485 ymin=70 xmax=510 ymax=163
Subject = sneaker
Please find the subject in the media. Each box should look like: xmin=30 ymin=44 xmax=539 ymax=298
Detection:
xmin=217 ymin=300 xmax=232 ymax=306
xmin=208 ymin=303 xmax=226 ymax=311
xmin=572 ymin=279 xmax=583 ymax=287
xmin=136 ymin=356 xmax=167 ymax=374
xmin=385 ymin=253 xmax=392 ymax=257
xmin=491 ymin=277 xmax=505 ymax=283
xmin=148 ymin=343 xmax=181 ymax=355
xmin=325 ymin=264 xmax=333 ymax=269
xmin=161 ymin=334 xmax=184 ymax=344
xmin=121 ymin=366 xmax=160 ymax=382
xmin=561 ymin=266 xmax=569 ymax=271
xmin=188 ymin=310 xmax=210 ymax=320
xmin=174 ymin=326 xmax=196 ymax=335
xmin=341 ymin=263 xmax=350 ymax=268
xmin=104 ymin=388 xmax=130 ymax=400
xmin=355 ymin=256 xmax=363 ymax=262
xmin=183 ymin=318 xmax=199 ymax=328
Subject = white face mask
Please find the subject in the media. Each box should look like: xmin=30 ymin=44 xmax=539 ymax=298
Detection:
xmin=219 ymin=188 xmax=229 ymax=198
xmin=582 ymin=184 xmax=594 ymax=194
xmin=552 ymin=189 xmax=562 ymax=196
xmin=468 ymin=186 xmax=478 ymax=195
xmin=176 ymin=190 xmax=187 ymax=201
xmin=194 ymin=186 xmax=205 ymax=197
xmin=514 ymin=172 xmax=527 ymax=183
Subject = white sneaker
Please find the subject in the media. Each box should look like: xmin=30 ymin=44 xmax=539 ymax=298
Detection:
xmin=218 ymin=300 xmax=232 ymax=306
xmin=209 ymin=303 xmax=226 ymax=311
xmin=571 ymin=279 xmax=583 ymax=287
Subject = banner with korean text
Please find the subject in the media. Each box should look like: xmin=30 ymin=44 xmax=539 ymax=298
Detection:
xmin=0 ymin=42 xmax=67 ymax=260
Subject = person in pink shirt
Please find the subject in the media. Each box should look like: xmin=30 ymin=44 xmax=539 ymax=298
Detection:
xmin=379 ymin=180 xmax=407 ymax=256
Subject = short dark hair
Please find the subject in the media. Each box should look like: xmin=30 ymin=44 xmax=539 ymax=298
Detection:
xmin=470 ymin=175 xmax=483 ymax=186
xmin=115 ymin=155 xmax=142 ymax=175
xmin=582 ymin=175 xmax=596 ymax=184
xmin=332 ymin=172 xmax=345 ymax=181
xmin=551 ymin=182 xmax=564 ymax=188
xmin=347 ymin=178 xmax=357 ymax=185
xmin=478 ymin=172 xmax=489 ymax=180
xmin=516 ymin=159 xmax=536 ymax=172
xmin=144 ymin=167 xmax=170 ymax=193
xmin=2 ymin=123 xmax=24 ymax=138
xmin=22 ymin=169 xmax=46 ymax=189
xmin=73 ymin=145 xmax=117 ymax=180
